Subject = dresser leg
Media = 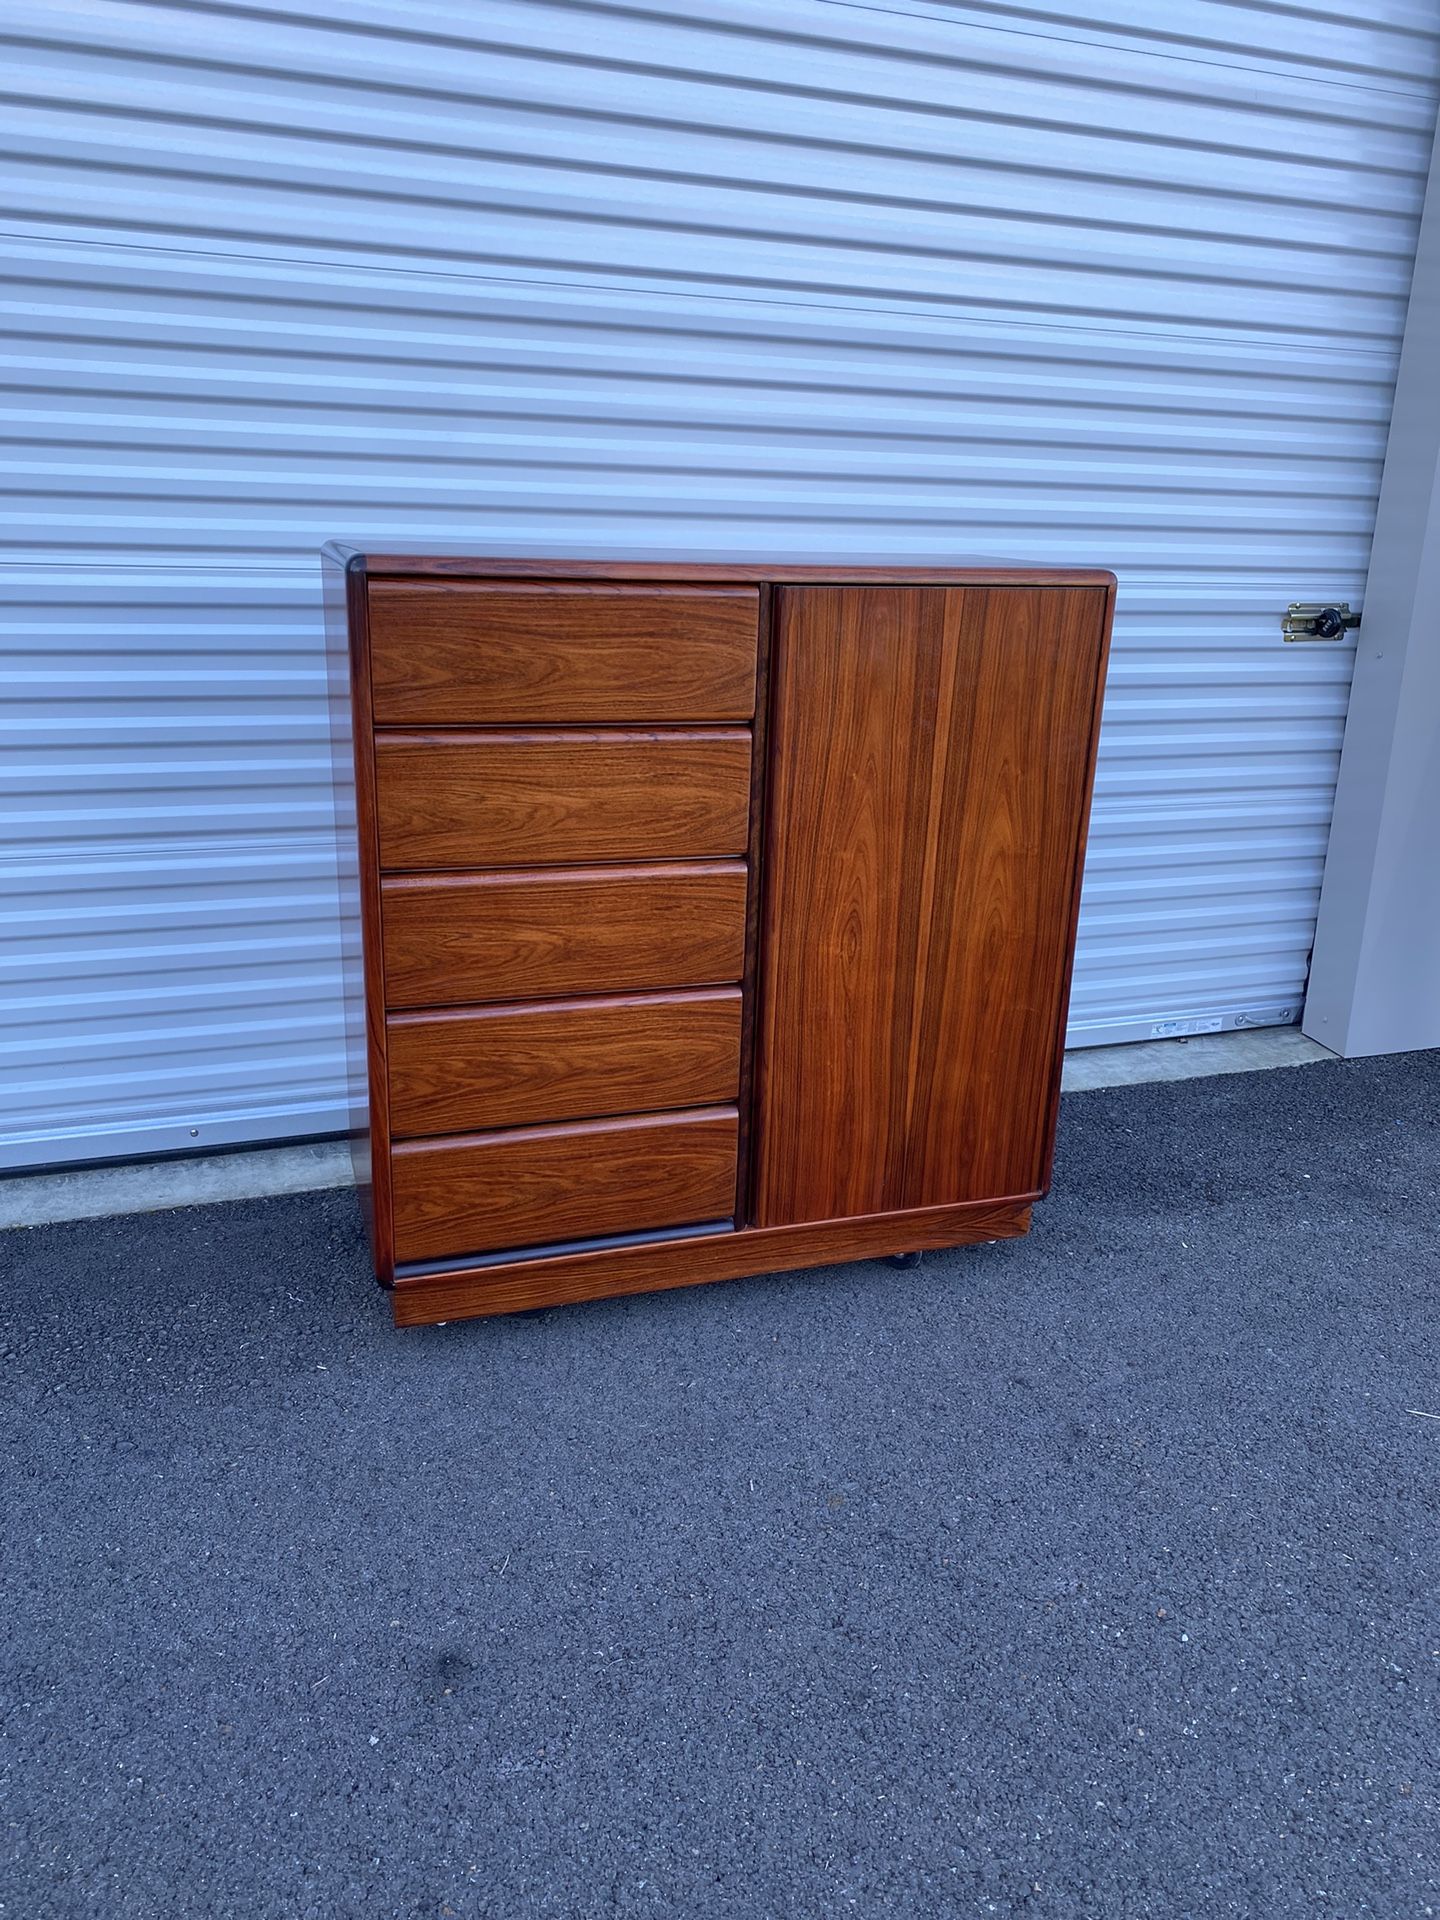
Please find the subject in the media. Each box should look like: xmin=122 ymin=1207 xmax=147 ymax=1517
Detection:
xmin=887 ymin=1250 xmax=924 ymax=1269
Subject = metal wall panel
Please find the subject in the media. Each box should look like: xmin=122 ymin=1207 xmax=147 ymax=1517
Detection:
xmin=1 ymin=0 xmax=1436 ymax=1163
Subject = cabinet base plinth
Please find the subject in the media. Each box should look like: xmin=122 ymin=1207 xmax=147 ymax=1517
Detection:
xmin=389 ymin=1195 xmax=1034 ymax=1325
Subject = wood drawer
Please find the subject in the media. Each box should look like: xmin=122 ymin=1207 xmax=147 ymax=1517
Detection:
xmin=368 ymin=583 xmax=759 ymax=723
xmin=381 ymin=862 xmax=748 ymax=1008
xmin=388 ymin=988 xmax=742 ymax=1136
xmin=374 ymin=729 xmax=752 ymax=870
xmin=391 ymin=1107 xmax=740 ymax=1262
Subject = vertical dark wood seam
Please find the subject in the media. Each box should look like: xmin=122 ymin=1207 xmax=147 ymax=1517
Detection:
xmin=732 ymin=583 xmax=773 ymax=1228
xmin=348 ymin=559 xmax=396 ymax=1284
xmin=1037 ymin=580 xmax=1117 ymax=1194
xmin=898 ymin=586 xmax=971 ymax=1212
xmin=881 ymin=590 xmax=934 ymax=1212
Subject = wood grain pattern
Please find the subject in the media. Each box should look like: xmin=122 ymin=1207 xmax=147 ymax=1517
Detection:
xmin=905 ymin=586 xmax=1113 ymax=1208
xmin=374 ymin=728 xmax=751 ymax=870
xmin=755 ymin=585 xmax=1109 ymax=1226
xmin=757 ymin=587 xmax=930 ymax=1225
xmin=381 ymin=862 xmax=749 ymax=1008
xmin=387 ymin=988 xmax=742 ymax=1136
xmin=389 ymin=1195 xmax=1033 ymax=1323
xmin=391 ymin=1107 xmax=739 ymax=1263
xmin=368 ymin=583 xmax=759 ymax=723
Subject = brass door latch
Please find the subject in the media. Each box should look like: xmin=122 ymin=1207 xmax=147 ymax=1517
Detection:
xmin=1283 ymin=603 xmax=1360 ymax=642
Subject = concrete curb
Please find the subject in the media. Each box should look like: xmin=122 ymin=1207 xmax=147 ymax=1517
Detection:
xmin=0 ymin=1028 xmax=1338 ymax=1230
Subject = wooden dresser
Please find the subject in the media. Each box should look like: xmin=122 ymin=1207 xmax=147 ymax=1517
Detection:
xmin=324 ymin=550 xmax=1115 ymax=1325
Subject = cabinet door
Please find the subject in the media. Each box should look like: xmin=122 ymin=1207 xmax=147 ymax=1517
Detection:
xmin=754 ymin=585 xmax=1109 ymax=1227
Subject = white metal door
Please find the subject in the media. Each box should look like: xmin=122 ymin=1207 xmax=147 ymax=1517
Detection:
xmin=2 ymin=0 xmax=1436 ymax=1164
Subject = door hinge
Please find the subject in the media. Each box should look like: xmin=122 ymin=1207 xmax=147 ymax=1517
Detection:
xmin=1283 ymin=602 xmax=1360 ymax=642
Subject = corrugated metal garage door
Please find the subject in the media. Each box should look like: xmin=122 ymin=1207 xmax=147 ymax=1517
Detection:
xmin=2 ymin=0 xmax=1437 ymax=1167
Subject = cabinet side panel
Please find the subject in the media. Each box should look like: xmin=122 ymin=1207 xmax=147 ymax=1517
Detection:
xmin=322 ymin=552 xmax=393 ymax=1281
xmin=902 ymin=587 xmax=1110 ymax=1207
xmin=754 ymin=588 xmax=948 ymax=1224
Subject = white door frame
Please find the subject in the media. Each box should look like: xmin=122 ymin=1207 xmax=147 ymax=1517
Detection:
xmin=1303 ymin=120 xmax=1440 ymax=1058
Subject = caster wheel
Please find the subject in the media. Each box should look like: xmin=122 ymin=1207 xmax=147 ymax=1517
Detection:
xmin=888 ymin=1250 xmax=923 ymax=1269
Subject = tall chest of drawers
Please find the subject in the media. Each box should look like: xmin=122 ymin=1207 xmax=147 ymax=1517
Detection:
xmin=324 ymin=550 xmax=1115 ymax=1325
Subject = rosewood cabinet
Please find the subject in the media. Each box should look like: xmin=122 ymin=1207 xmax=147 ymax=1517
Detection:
xmin=324 ymin=549 xmax=1115 ymax=1326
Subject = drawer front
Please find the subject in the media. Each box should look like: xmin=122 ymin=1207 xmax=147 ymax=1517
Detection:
xmin=388 ymin=988 xmax=742 ymax=1136
xmin=381 ymin=862 xmax=748 ymax=1008
xmin=392 ymin=1107 xmax=739 ymax=1262
xmin=375 ymin=729 xmax=752 ymax=870
xmin=368 ymin=583 xmax=759 ymax=723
